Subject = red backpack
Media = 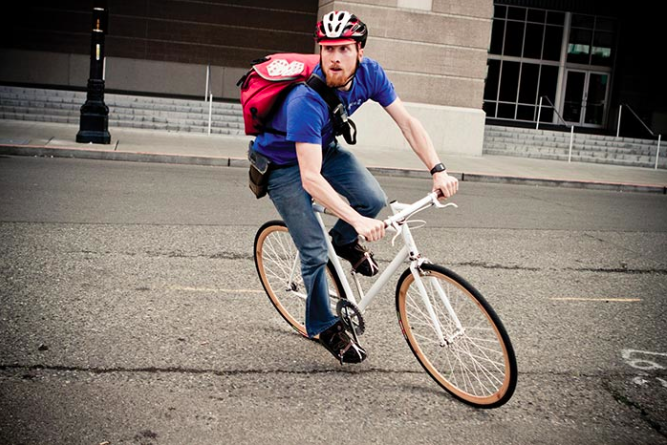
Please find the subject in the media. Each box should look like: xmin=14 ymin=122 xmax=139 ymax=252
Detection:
xmin=237 ymin=53 xmax=357 ymax=144
xmin=237 ymin=53 xmax=320 ymax=136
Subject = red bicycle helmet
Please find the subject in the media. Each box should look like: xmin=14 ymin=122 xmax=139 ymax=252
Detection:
xmin=315 ymin=11 xmax=368 ymax=48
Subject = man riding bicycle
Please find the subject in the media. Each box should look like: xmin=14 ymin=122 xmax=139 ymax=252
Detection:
xmin=250 ymin=11 xmax=459 ymax=364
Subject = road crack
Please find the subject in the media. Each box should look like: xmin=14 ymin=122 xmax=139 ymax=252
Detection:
xmin=65 ymin=249 xmax=253 ymax=261
xmin=453 ymin=261 xmax=667 ymax=275
xmin=602 ymin=380 xmax=666 ymax=438
xmin=0 ymin=363 xmax=422 ymax=378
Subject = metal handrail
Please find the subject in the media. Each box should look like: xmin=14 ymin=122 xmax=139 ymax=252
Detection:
xmin=535 ymin=98 xmax=663 ymax=170
xmin=536 ymin=96 xmax=576 ymax=163
xmin=617 ymin=103 xmax=655 ymax=137
xmin=537 ymin=96 xmax=572 ymax=130
xmin=617 ymin=103 xmax=662 ymax=170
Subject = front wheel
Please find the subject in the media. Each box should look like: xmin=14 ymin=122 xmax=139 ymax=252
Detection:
xmin=254 ymin=220 xmax=345 ymax=337
xmin=396 ymin=263 xmax=517 ymax=408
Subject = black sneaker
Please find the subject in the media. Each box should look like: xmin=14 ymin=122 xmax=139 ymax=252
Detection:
xmin=333 ymin=240 xmax=379 ymax=277
xmin=319 ymin=321 xmax=367 ymax=365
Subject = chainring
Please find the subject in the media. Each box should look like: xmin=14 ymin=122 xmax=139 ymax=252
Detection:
xmin=336 ymin=299 xmax=366 ymax=336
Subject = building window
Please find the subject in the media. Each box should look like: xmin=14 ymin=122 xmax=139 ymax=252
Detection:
xmin=485 ymin=4 xmax=615 ymax=125
xmin=567 ymin=14 xmax=614 ymax=66
xmin=485 ymin=5 xmax=563 ymax=123
xmin=489 ymin=7 xmax=564 ymax=60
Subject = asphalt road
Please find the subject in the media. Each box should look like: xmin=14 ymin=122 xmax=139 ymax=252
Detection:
xmin=1 ymin=156 xmax=666 ymax=445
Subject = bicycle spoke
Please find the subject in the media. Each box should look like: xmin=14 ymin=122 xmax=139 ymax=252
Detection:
xmin=256 ymin=223 xmax=345 ymax=337
xmin=453 ymin=336 xmax=503 ymax=393
xmin=399 ymin=265 xmax=515 ymax=406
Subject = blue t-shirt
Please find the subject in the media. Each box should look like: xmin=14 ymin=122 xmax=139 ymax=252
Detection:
xmin=253 ymin=57 xmax=397 ymax=166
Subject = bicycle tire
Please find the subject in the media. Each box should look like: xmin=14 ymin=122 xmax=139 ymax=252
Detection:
xmin=396 ymin=263 xmax=517 ymax=408
xmin=254 ymin=220 xmax=345 ymax=338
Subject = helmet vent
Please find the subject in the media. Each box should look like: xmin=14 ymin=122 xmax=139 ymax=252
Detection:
xmin=315 ymin=10 xmax=368 ymax=48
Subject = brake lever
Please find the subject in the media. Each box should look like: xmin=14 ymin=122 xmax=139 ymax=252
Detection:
xmin=359 ymin=221 xmax=402 ymax=246
xmin=430 ymin=190 xmax=459 ymax=209
xmin=389 ymin=221 xmax=403 ymax=246
xmin=431 ymin=190 xmax=458 ymax=209
xmin=434 ymin=201 xmax=458 ymax=209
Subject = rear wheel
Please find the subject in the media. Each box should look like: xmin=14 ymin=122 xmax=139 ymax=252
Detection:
xmin=254 ymin=221 xmax=344 ymax=337
xmin=396 ymin=263 xmax=517 ymax=408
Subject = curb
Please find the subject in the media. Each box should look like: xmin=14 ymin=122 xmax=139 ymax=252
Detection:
xmin=0 ymin=143 xmax=233 ymax=167
xmin=2 ymin=143 xmax=666 ymax=195
xmin=363 ymin=165 xmax=666 ymax=194
xmin=458 ymin=172 xmax=666 ymax=194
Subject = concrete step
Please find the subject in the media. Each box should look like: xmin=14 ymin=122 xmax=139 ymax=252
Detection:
xmin=486 ymin=124 xmax=653 ymax=146
xmin=107 ymin=119 xmax=244 ymax=135
xmin=0 ymin=85 xmax=244 ymax=134
xmin=484 ymin=124 xmax=662 ymax=168
xmin=487 ymin=143 xmax=662 ymax=163
xmin=0 ymin=85 xmax=242 ymax=111
xmin=0 ymin=109 xmax=245 ymax=135
xmin=486 ymin=137 xmax=658 ymax=156
xmin=0 ymin=96 xmax=242 ymax=118
xmin=487 ymin=139 xmax=658 ymax=157
xmin=0 ymin=104 xmax=243 ymax=127
xmin=0 ymin=111 xmax=78 ymax=125
xmin=485 ymin=130 xmax=657 ymax=152
xmin=484 ymin=148 xmax=666 ymax=169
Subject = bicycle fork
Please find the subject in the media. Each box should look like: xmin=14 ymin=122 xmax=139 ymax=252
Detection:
xmin=409 ymin=263 xmax=465 ymax=347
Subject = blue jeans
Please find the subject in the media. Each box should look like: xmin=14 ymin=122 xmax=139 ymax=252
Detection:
xmin=267 ymin=143 xmax=387 ymax=337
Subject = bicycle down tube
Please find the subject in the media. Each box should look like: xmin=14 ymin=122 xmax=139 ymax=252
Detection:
xmin=313 ymin=202 xmax=411 ymax=312
xmin=312 ymin=194 xmax=459 ymax=336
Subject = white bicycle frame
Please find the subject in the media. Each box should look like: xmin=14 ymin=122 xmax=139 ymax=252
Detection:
xmin=310 ymin=192 xmax=464 ymax=346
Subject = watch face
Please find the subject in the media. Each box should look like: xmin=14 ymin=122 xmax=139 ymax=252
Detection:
xmin=431 ymin=163 xmax=445 ymax=174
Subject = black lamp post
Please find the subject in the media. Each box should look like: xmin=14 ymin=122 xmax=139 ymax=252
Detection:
xmin=76 ymin=0 xmax=111 ymax=144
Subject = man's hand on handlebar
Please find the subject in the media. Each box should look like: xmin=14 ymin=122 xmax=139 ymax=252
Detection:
xmin=432 ymin=171 xmax=459 ymax=199
xmin=353 ymin=215 xmax=386 ymax=242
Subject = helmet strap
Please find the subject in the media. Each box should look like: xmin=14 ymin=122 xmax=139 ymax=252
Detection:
xmin=340 ymin=58 xmax=360 ymax=88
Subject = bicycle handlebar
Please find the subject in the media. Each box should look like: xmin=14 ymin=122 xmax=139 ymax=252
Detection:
xmin=384 ymin=190 xmax=456 ymax=228
xmin=356 ymin=191 xmax=456 ymax=242
xmin=315 ymin=191 xmax=456 ymax=242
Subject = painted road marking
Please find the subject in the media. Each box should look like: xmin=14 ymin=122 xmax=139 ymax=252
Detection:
xmin=622 ymin=349 xmax=667 ymax=370
xmin=170 ymin=286 xmax=264 ymax=294
xmin=622 ymin=350 xmax=667 ymax=389
xmin=549 ymin=297 xmax=641 ymax=302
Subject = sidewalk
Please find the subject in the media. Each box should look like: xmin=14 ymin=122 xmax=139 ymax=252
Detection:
xmin=1 ymin=119 xmax=666 ymax=194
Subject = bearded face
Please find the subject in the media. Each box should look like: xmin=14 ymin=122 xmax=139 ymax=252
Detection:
xmin=320 ymin=43 xmax=362 ymax=89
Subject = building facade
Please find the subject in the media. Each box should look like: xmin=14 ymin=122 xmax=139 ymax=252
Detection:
xmin=0 ymin=1 xmax=663 ymax=155
xmin=485 ymin=0 xmax=664 ymax=138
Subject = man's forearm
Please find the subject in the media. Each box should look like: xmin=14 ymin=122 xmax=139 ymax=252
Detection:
xmin=300 ymin=170 xmax=362 ymax=226
xmin=402 ymin=115 xmax=442 ymax=170
xmin=385 ymin=99 xmax=442 ymax=171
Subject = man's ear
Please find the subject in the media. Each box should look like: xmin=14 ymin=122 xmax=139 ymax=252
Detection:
xmin=358 ymin=45 xmax=364 ymax=62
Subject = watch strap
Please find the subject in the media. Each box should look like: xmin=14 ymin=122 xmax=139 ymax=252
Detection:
xmin=429 ymin=163 xmax=446 ymax=175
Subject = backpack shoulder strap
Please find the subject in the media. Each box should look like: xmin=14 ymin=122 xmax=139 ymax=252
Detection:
xmin=305 ymin=74 xmax=357 ymax=145
xmin=306 ymin=74 xmax=341 ymax=111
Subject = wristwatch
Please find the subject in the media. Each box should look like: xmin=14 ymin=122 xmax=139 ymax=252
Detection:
xmin=429 ymin=163 xmax=446 ymax=175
